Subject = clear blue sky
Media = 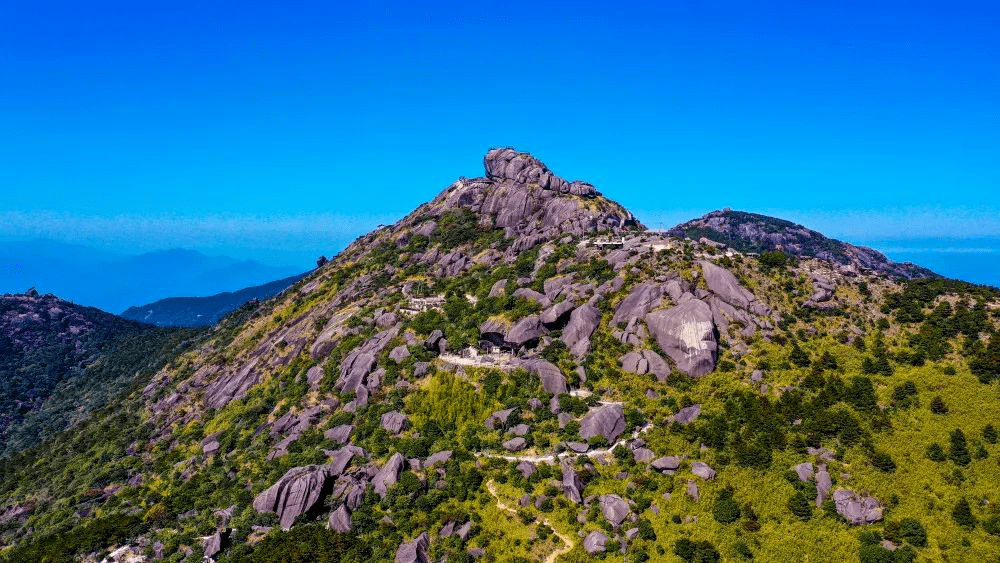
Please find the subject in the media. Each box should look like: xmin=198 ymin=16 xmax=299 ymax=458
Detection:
xmin=2 ymin=1 xmax=998 ymax=274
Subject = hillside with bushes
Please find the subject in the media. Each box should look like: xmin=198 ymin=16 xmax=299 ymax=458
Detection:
xmin=1 ymin=149 xmax=999 ymax=562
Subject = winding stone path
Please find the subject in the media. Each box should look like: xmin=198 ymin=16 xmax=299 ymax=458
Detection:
xmin=486 ymin=480 xmax=575 ymax=563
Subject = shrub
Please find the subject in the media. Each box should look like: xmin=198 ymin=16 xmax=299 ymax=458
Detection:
xmin=926 ymin=443 xmax=946 ymax=462
xmin=883 ymin=518 xmax=927 ymax=547
xmin=869 ymin=451 xmax=896 ymax=472
xmin=712 ymin=488 xmax=741 ymax=524
xmin=929 ymin=396 xmax=948 ymax=414
xmin=674 ymin=539 xmax=721 ymax=563
xmin=983 ymin=424 xmax=998 ymax=444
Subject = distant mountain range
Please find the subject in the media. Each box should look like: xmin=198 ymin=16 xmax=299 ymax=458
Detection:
xmin=0 ymin=240 xmax=304 ymax=314
xmin=121 ymin=272 xmax=309 ymax=326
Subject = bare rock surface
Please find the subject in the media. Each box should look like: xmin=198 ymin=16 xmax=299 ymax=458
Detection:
xmin=373 ymin=453 xmax=406 ymax=498
xmin=611 ymin=282 xmax=662 ymax=326
xmin=562 ymin=463 xmax=585 ymax=504
xmin=328 ymin=504 xmax=352 ymax=533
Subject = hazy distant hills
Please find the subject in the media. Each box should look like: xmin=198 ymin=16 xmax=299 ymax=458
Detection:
xmin=121 ymin=272 xmax=309 ymax=326
xmin=0 ymin=240 xmax=303 ymax=314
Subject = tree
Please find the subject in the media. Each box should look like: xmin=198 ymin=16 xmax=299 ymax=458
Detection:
xmin=316 ymin=255 xmax=328 ymax=268
xmin=788 ymin=492 xmax=812 ymax=521
xmin=949 ymin=429 xmax=971 ymax=466
xmin=952 ymin=498 xmax=976 ymax=528
xmin=869 ymin=451 xmax=896 ymax=472
xmin=674 ymin=539 xmax=721 ymax=563
xmin=983 ymin=424 xmax=998 ymax=444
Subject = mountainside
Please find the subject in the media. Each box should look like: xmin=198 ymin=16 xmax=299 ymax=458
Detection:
xmin=0 ymin=242 xmax=302 ymax=314
xmin=121 ymin=272 xmax=310 ymax=327
xmin=2 ymin=149 xmax=1000 ymax=563
xmin=0 ymin=290 xmax=205 ymax=456
xmin=668 ymin=209 xmax=937 ymax=280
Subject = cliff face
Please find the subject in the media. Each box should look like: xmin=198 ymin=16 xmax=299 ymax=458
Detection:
xmin=669 ymin=209 xmax=936 ymax=280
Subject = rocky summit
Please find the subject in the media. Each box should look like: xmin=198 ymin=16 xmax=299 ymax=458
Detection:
xmin=2 ymin=149 xmax=1000 ymax=562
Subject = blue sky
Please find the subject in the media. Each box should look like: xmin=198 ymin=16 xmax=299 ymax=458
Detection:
xmin=1 ymin=1 xmax=998 ymax=278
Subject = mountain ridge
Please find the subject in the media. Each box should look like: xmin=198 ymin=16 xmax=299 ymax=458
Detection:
xmin=668 ymin=209 xmax=937 ymax=280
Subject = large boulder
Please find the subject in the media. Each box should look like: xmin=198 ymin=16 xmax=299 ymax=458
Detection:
xmin=599 ymin=494 xmax=630 ymax=528
xmin=645 ymin=300 xmax=717 ymax=377
xmin=560 ymin=303 xmax=601 ymax=358
xmin=372 ymin=453 xmax=406 ymax=498
xmin=643 ymin=350 xmax=671 ymax=382
xmin=485 ymin=407 xmax=517 ymax=430
xmin=815 ymin=467 xmax=833 ymax=506
xmin=518 ymin=358 xmax=567 ymax=394
xmin=699 ymin=261 xmax=765 ymax=313
xmin=561 ymin=463 xmax=585 ymax=504
xmin=540 ymin=300 xmax=575 ymax=328
xmin=651 ymin=456 xmax=683 ymax=472
xmin=580 ymin=404 xmax=626 ymax=443
xmin=583 ymin=531 xmax=609 ymax=554
xmin=672 ymin=404 xmax=701 ymax=425
xmin=691 ymin=461 xmax=716 ymax=480
xmin=833 ymin=490 xmax=883 ymax=525
xmin=506 ymin=315 xmax=547 ymax=347
xmin=619 ymin=351 xmax=648 ymax=375
xmin=516 ymin=461 xmax=537 ymax=478
xmin=395 ymin=532 xmax=431 ymax=563
xmin=252 ymin=465 xmax=333 ymax=529
xmin=503 ymin=437 xmax=527 ymax=452
xmin=611 ymin=282 xmax=662 ymax=326
xmin=203 ymin=531 xmax=226 ymax=560
xmin=479 ymin=319 xmax=508 ymax=347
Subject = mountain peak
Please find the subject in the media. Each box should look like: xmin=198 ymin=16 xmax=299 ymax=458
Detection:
xmin=410 ymin=148 xmax=640 ymax=250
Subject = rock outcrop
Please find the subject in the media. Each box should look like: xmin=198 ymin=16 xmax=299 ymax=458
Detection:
xmin=253 ymin=465 xmax=333 ymax=529
xmin=583 ymin=531 xmax=609 ymax=554
xmin=598 ymin=494 xmax=630 ymax=528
